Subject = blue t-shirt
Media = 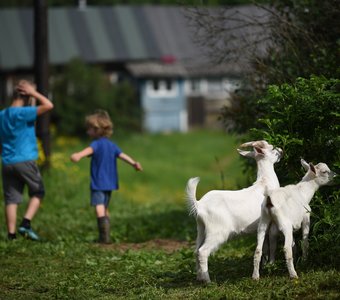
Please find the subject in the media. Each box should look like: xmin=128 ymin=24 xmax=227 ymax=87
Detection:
xmin=90 ymin=137 xmax=122 ymax=191
xmin=0 ymin=106 xmax=38 ymax=165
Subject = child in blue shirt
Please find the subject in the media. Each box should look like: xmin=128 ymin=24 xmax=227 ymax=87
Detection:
xmin=70 ymin=110 xmax=142 ymax=243
xmin=0 ymin=80 xmax=54 ymax=240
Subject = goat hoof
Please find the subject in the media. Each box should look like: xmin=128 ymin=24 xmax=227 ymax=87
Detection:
xmin=197 ymin=277 xmax=211 ymax=283
xmin=198 ymin=279 xmax=211 ymax=285
xmin=197 ymin=273 xmax=211 ymax=284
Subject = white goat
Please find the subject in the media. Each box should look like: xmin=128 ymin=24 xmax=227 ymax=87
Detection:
xmin=186 ymin=140 xmax=283 ymax=283
xmin=252 ymin=159 xmax=337 ymax=280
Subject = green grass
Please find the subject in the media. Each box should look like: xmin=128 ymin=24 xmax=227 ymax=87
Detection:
xmin=0 ymin=130 xmax=339 ymax=299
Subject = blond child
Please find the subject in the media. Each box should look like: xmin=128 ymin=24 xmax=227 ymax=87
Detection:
xmin=70 ymin=110 xmax=142 ymax=243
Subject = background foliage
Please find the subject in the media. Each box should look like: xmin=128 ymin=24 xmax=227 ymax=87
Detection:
xmin=254 ymin=0 xmax=340 ymax=85
xmin=245 ymin=76 xmax=340 ymax=265
xmin=215 ymin=1 xmax=340 ymax=261
xmin=250 ymin=76 xmax=340 ymax=184
xmin=217 ymin=0 xmax=340 ymax=132
xmin=51 ymin=59 xmax=141 ymax=136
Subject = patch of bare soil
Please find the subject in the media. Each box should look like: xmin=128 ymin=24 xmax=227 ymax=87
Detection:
xmin=99 ymin=239 xmax=191 ymax=253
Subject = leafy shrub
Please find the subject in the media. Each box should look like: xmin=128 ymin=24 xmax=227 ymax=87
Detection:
xmin=246 ymin=75 xmax=340 ymax=264
xmin=51 ymin=58 xmax=141 ymax=136
xmin=249 ymin=76 xmax=340 ymax=182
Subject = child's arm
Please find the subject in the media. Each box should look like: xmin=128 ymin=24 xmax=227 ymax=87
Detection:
xmin=118 ymin=153 xmax=143 ymax=171
xmin=70 ymin=147 xmax=94 ymax=163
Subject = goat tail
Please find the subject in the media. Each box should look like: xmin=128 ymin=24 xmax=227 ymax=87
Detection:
xmin=186 ymin=177 xmax=200 ymax=217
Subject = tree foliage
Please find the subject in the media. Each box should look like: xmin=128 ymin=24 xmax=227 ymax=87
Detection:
xmin=188 ymin=1 xmax=339 ymax=132
xmin=254 ymin=0 xmax=340 ymax=85
xmin=51 ymin=59 xmax=141 ymax=136
xmin=189 ymin=0 xmax=340 ymax=85
xmin=249 ymin=76 xmax=340 ymax=185
xmin=247 ymin=76 xmax=340 ymax=262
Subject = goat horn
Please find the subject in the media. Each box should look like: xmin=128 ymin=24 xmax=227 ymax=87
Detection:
xmin=239 ymin=141 xmax=256 ymax=148
xmin=239 ymin=140 xmax=269 ymax=148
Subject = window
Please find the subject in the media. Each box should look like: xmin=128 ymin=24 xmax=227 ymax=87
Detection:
xmin=165 ymin=79 xmax=172 ymax=91
xmin=153 ymin=79 xmax=160 ymax=91
xmin=146 ymin=79 xmax=178 ymax=97
xmin=190 ymin=79 xmax=200 ymax=92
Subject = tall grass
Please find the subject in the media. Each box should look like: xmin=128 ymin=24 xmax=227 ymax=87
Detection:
xmin=0 ymin=130 xmax=339 ymax=299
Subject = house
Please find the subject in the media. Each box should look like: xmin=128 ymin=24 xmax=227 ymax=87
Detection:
xmin=126 ymin=60 xmax=242 ymax=132
xmin=0 ymin=4 xmax=268 ymax=132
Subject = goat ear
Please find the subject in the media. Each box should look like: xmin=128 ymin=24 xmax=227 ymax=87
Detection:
xmin=301 ymin=159 xmax=310 ymax=171
xmin=237 ymin=149 xmax=254 ymax=158
xmin=254 ymin=146 xmax=264 ymax=155
xmin=309 ymin=163 xmax=316 ymax=175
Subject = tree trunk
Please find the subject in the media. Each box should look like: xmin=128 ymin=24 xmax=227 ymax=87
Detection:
xmin=34 ymin=0 xmax=51 ymax=168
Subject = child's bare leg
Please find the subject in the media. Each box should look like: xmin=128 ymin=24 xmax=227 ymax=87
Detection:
xmin=5 ymin=204 xmax=18 ymax=234
xmin=24 ymin=196 xmax=41 ymax=220
xmin=95 ymin=204 xmax=106 ymax=218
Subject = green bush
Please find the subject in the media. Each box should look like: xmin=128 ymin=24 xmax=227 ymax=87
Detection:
xmin=246 ymin=75 xmax=340 ymax=264
xmin=51 ymin=59 xmax=141 ymax=136
xmin=250 ymin=76 xmax=339 ymax=182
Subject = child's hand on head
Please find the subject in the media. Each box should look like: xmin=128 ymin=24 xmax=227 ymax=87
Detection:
xmin=16 ymin=80 xmax=36 ymax=96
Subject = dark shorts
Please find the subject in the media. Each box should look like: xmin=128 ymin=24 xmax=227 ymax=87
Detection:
xmin=91 ymin=190 xmax=112 ymax=207
xmin=2 ymin=160 xmax=45 ymax=205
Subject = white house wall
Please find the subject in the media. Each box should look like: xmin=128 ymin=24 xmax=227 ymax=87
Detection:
xmin=184 ymin=77 xmax=241 ymax=99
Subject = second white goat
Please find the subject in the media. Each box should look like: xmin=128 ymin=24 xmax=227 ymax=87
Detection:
xmin=186 ymin=140 xmax=283 ymax=283
xmin=252 ymin=159 xmax=336 ymax=280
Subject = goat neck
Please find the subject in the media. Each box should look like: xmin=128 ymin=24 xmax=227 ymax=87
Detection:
xmin=254 ymin=158 xmax=280 ymax=191
xmin=296 ymin=180 xmax=319 ymax=206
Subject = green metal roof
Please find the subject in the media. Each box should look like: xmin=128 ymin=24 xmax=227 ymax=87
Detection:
xmin=0 ymin=5 xmax=270 ymax=75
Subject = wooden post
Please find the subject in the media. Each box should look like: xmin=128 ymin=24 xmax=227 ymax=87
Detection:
xmin=34 ymin=0 xmax=51 ymax=167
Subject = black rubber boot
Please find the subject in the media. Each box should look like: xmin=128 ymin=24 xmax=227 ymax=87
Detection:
xmin=97 ymin=216 xmax=111 ymax=244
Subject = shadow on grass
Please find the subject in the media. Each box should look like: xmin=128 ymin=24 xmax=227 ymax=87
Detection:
xmin=151 ymin=233 xmax=340 ymax=289
xmin=151 ymin=250 xmax=256 ymax=289
xmin=110 ymin=207 xmax=197 ymax=243
xmin=142 ymin=235 xmax=256 ymax=288
xmin=101 ymin=206 xmax=340 ymax=288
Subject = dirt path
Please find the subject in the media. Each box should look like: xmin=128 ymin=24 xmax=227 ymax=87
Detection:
xmin=98 ymin=239 xmax=191 ymax=253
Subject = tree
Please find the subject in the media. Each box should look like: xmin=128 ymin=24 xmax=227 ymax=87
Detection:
xmin=254 ymin=0 xmax=340 ymax=85
xmin=247 ymin=76 xmax=340 ymax=264
xmin=51 ymin=59 xmax=141 ymax=136
xmin=34 ymin=0 xmax=51 ymax=167
xmin=187 ymin=1 xmax=340 ymax=132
